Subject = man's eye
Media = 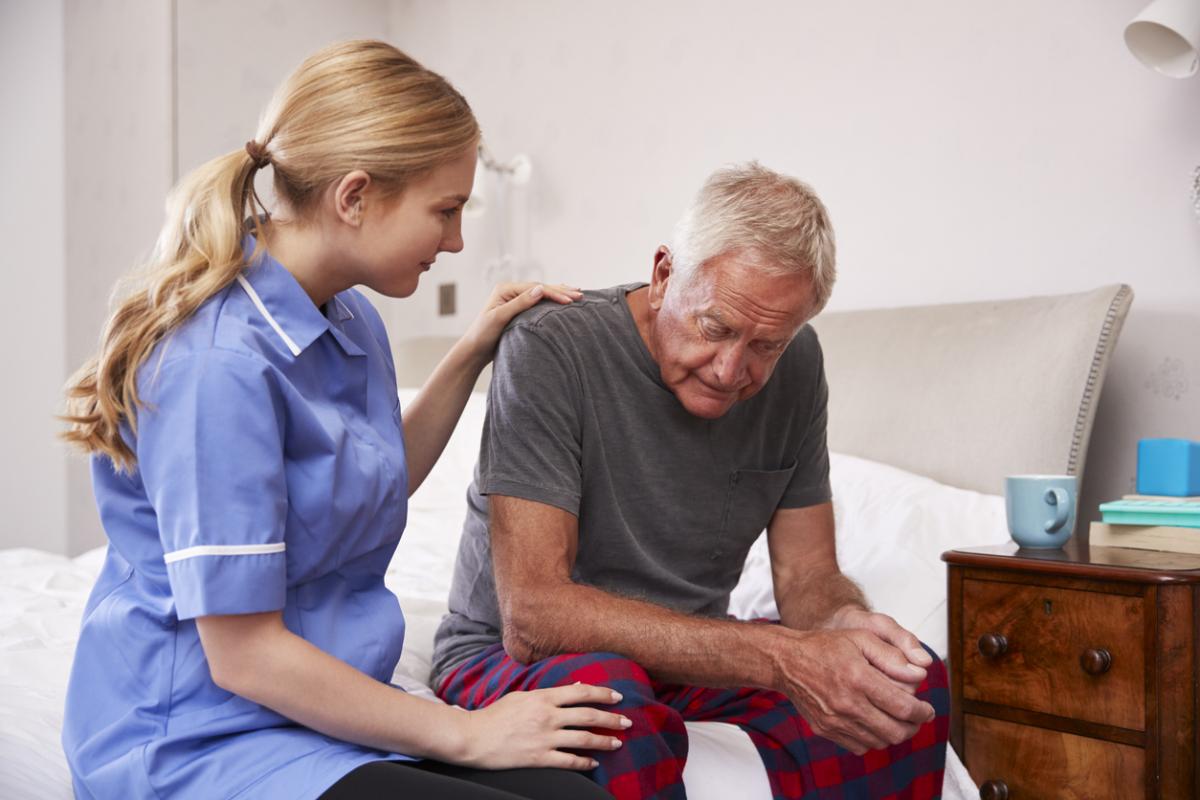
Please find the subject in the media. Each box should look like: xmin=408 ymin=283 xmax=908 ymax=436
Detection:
xmin=700 ymin=322 xmax=729 ymax=339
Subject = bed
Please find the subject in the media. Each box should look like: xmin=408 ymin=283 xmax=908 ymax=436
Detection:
xmin=0 ymin=283 xmax=1132 ymax=799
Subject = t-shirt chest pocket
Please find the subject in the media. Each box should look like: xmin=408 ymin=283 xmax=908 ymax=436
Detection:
xmin=716 ymin=461 xmax=799 ymax=558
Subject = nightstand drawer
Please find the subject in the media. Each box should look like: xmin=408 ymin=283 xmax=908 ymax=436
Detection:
xmin=961 ymin=579 xmax=1145 ymax=730
xmin=964 ymin=715 xmax=1143 ymax=799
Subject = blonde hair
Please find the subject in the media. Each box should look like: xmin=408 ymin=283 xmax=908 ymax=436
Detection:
xmin=670 ymin=162 xmax=837 ymax=311
xmin=62 ymin=40 xmax=479 ymax=470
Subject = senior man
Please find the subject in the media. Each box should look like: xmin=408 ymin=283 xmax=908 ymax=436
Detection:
xmin=432 ymin=163 xmax=948 ymax=799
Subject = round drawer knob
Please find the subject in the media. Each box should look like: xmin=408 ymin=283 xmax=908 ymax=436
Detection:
xmin=980 ymin=779 xmax=1009 ymax=800
xmin=977 ymin=633 xmax=1008 ymax=659
xmin=1080 ymin=647 xmax=1112 ymax=676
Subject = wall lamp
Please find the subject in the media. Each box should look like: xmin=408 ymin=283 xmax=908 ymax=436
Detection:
xmin=1126 ymin=0 xmax=1200 ymax=77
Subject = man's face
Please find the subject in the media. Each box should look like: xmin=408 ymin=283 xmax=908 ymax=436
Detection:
xmin=647 ymin=249 xmax=816 ymax=419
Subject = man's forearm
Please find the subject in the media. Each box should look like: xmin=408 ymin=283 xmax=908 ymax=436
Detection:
xmin=504 ymin=578 xmax=789 ymax=690
xmin=775 ymin=568 xmax=868 ymax=632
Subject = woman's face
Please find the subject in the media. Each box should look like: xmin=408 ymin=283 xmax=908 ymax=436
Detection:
xmin=356 ymin=143 xmax=477 ymax=298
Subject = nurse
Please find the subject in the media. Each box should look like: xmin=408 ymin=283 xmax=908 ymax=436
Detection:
xmin=60 ymin=40 xmax=623 ymax=800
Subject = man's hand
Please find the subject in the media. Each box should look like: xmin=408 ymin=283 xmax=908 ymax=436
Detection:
xmin=772 ymin=626 xmax=936 ymax=755
xmin=826 ymin=607 xmax=933 ymax=693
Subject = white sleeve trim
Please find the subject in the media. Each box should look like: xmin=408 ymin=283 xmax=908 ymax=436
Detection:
xmin=164 ymin=543 xmax=286 ymax=564
xmin=237 ymin=275 xmax=302 ymax=356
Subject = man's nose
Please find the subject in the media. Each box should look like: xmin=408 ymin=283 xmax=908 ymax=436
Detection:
xmin=713 ymin=345 xmax=748 ymax=389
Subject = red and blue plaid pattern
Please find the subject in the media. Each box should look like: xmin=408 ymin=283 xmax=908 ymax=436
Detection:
xmin=437 ymin=643 xmax=948 ymax=800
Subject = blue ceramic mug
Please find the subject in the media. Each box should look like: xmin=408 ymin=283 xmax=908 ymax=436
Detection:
xmin=1005 ymin=475 xmax=1078 ymax=549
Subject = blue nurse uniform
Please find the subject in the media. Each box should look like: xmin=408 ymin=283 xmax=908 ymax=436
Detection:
xmin=63 ymin=239 xmax=417 ymax=799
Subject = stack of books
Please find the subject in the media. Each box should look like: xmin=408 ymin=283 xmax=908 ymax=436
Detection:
xmin=1090 ymin=497 xmax=1200 ymax=554
xmin=1089 ymin=438 xmax=1200 ymax=555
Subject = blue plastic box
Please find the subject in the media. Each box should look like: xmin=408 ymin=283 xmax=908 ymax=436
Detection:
xmin=1138 ymin=438 xmax=1200 ymax=497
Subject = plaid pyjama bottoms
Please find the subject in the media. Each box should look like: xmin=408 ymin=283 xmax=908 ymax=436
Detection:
xmin=436 ymin=642 xmax=949 ymax=800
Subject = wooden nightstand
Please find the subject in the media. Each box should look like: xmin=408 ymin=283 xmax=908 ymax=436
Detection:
xmin=943 ymin=543 xmax=1200 ymax=799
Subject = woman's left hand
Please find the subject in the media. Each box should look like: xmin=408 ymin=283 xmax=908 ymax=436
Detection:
xmin=462 ymin=282 xmax=583 ymax=365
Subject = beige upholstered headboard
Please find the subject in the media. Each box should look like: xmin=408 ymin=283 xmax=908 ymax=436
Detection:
xmin=392 ymin=284 xmax=1133 ymax=496
xmin=393 ymin=337 xmax=490 ymax=391
xmin=811 ymin=284 xmax=1132 ymax=495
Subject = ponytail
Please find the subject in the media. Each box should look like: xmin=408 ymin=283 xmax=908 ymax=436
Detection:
xmin=61 ymin=146 xmax=268 ymax=470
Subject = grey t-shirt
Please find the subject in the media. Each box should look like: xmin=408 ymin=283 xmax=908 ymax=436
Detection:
xmin=431 ymin=283 xmax=831 ymax=684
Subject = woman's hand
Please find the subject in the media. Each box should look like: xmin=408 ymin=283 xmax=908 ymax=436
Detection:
xmin=461 ymin=282 xmax=582 ymax=367
xmin=459 ymin=683 xmax=631 ymax=770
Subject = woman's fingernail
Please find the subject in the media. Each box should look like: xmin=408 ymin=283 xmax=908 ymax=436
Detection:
xmin=610 ymin=690 xmax=623 ymax=702
xmin=530 ymin=284 xmax=544 ymax=297
xmin=610 ymin=738 xmax=623 ymax=748
xmin=590 ymin=759 xmax=600 ymax=769
xmin=620 ymin=717 xmax=632 ymax=728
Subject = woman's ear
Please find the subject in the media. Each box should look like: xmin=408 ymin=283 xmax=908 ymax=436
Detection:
xmin=648 ymin=246 xmax=673 ymax=311
xmin=333 ymin=170 xmax=372 ymax=227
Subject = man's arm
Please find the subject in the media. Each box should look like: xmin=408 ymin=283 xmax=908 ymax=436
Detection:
xmin=767 ymin=502 xmax=933 ymax=675
xmin=490 ymin=494 xmax=935 ymax=755
xmin=492 ymin=494 xmax=778 ymax=687
xmin=767 ymin=502 xmax=868 ymax=629
xmin=403 ymin=284 xmax=582 ymax=496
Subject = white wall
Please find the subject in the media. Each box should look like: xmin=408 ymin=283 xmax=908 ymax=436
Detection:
xmin=175 ymin=0 xmax=391 ymax=177
xmin=63 ymin=0 xmax=174 ymax=554
xmin=7 ymin=2 xmax=1199 ymax=552
xmin=0 ymin=1 xmax=68 ymax=553
xmin=1 ymin=0 xmax=393 ymax=554
xmin=387 ymin=0 xmax=1200 ymax=523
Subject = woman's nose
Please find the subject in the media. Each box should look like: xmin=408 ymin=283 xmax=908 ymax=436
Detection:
xmin=441 ymin=219 xmax=465 ymax=253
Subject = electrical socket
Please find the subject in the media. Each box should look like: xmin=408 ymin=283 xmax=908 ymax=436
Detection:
xmin=438 ymin=283 xmax=456 ymax=316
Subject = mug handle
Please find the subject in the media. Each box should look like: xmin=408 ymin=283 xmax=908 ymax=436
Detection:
xmin=1043 ymin=487 xmax=1070 ymax=533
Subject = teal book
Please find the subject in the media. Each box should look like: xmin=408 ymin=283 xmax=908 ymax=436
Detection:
xmin=1099 ymin=499 xmax=1200 ymax=529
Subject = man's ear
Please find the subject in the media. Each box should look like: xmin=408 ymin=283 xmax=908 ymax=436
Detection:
xmin=333 ymin=170 xmax=372 ymax=227
xmin=648 ymin=246 xmax=673 ymax=311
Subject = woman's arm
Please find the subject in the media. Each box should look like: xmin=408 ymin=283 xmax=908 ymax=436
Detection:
xmin=401 ymin=282 xmax=581 ymax=495
xmin=196 ymin=611 xmax=628 ymax=770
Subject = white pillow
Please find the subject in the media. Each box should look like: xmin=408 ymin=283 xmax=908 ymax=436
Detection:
xmin=728 ymin=453 xmax=1009 ymax=658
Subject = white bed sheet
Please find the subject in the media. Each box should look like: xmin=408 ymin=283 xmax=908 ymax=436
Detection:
xmin=0 ymin=545 xmax=976 ymax=800
xmin=1 ymin=396 xmax=991 ymax=798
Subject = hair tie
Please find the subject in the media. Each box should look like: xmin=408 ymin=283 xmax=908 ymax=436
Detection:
xmin=245 ymin=140 xmax=271 ymax=169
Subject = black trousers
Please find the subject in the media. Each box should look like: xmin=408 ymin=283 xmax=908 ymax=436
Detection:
xmin=319 ymin=760 xmax=614 ymax=800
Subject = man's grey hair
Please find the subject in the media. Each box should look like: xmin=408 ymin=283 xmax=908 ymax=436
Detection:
xmin=670 ymin=162 xmax=837 ymax=312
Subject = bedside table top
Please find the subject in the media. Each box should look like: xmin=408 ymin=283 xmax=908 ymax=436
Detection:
xmin=943 ymin=542 xmax=1200 ymax=583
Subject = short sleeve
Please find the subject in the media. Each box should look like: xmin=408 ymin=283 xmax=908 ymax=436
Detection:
xmin=135 ymin=350 xmax=288 ymax=619
xmin=478 ymin=323 xmax=584 ymax=515
xmin=778 ymin=336 xmax=832 ymax=508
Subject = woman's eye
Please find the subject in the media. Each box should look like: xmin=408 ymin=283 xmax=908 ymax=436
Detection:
xmin=440 ymin=207 xmax=460 ymax=219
